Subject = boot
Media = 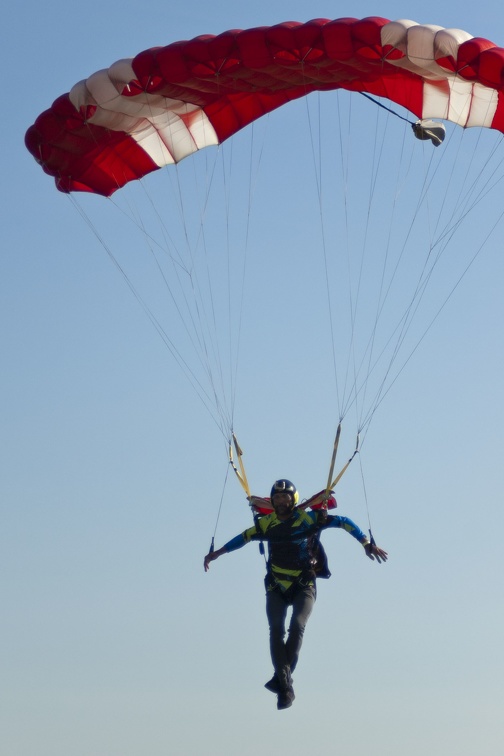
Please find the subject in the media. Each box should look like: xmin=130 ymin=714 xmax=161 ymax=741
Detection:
xmin=277 ymin=685 xmax=295 ymax=710
xmin=265 ymin=673 xmax=295 ymax=694
xmin=264 ymin=675 xmax=281 ymax=693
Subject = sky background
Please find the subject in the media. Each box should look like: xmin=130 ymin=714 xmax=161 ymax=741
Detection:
xmin=2 ymin=2 xmax=504 ymax=755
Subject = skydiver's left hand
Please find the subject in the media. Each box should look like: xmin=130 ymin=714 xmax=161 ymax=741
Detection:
xmin=364 ymin=543 xmax=388 ymax=563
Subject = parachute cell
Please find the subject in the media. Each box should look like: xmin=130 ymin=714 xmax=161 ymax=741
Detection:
xmin=25 ymin=16 xmax=504 ymax=197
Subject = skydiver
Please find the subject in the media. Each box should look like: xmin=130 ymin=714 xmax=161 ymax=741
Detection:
xmin=204 ymin=479 xmax=387 ymax=710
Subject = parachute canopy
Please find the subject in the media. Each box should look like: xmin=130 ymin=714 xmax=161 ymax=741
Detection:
xmin=26 ymin=16 xmax=504 ymax=197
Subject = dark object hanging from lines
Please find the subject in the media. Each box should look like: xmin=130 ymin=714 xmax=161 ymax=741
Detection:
xmin=412 ymin=119 xmax=446 ymax=146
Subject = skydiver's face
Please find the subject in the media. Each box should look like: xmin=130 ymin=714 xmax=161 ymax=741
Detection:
xmin=272 ymin=492 xmax=294 ymax=518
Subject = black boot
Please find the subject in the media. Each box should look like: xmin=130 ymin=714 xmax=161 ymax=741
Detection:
xmin=265 ymin=673 xmax=295 ymax=694
xmin=264 ymin=675 xmax=281 ymax=693
xmin=277 ymin=685 xmax=295 ymax=710
xmin=276 ymin=665 xmax=294 ymax=709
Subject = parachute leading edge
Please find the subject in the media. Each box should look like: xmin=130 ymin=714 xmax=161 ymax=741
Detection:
xmin=25 ymin=17 xmax=504 ymax=197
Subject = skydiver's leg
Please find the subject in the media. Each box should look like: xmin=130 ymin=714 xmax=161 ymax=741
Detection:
xmin=285 ymin=584 xmax=316 ymax=673
xmin=265 ymin=589 xmax=291 ymax=689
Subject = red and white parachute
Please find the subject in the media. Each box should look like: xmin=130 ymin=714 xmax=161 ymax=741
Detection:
xmin=25 ymin=16 xmax=504 ymax=197
xmin=24 ymin=17 xmax=504 ymax=517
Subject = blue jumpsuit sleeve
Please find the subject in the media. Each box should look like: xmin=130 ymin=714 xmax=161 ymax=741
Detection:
xmin=325 ymin=515 xmax=369 ymax=544
xmin=224 ymin=533 xmax=247 ymax=552
xmin=224 ymin=524 xmax=260 ymax=552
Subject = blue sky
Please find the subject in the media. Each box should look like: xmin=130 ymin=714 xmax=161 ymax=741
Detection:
xmin=3 ymin=2 xmax=504 ymax=754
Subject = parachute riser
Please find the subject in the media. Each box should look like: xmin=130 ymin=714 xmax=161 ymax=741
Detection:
xmin=229 ymin=433 xmax=266 ymax=558
xmin=325 ymin=422 xmax=342 ymax=500
xmin=328 ymin=447 xmax=359 ymax=490
xmin=229 ymin=432 xmax=251 ymax=499
xmin=324 ymin=425 xmax=360 ymax=498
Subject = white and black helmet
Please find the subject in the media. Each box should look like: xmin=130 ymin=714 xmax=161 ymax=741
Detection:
xmin=270 ymin=479 xmax=299 ymax=506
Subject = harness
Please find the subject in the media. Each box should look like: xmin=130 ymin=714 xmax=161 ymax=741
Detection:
xmin=257 ymin=510 xmax=332 ymax=598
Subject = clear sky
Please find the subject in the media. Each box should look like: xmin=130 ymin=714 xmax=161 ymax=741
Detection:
xmin=2 ymin=2 xmax=504 ymax=755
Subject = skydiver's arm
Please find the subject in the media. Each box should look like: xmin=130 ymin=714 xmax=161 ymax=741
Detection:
xmin=325 ymin=514 xmax=368 ymax=542
xmin=325 ymin=515 xmax=388 ymax=563
xmin=203 ymin=526 xmax=258 ymax=572
xmin=204 ymin=546 xmax=228 ymax=571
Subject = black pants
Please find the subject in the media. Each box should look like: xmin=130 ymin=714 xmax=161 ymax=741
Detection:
xmin=265 ymin=583 xmax=316 ymax=690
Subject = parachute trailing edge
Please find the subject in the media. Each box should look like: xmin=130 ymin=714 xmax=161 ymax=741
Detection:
xmin=26 ymin=16 xmax=504 ymax=196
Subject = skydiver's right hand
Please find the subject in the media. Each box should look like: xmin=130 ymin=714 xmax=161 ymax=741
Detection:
xmin=204 ymin=546 xmax=227 ymax=572
xmin=204 ymin=552 xmax=215 ymax=571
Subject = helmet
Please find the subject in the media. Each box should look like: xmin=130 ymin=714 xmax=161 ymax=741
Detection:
xmin=270 ymin=479 xmax=299 ymax=506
